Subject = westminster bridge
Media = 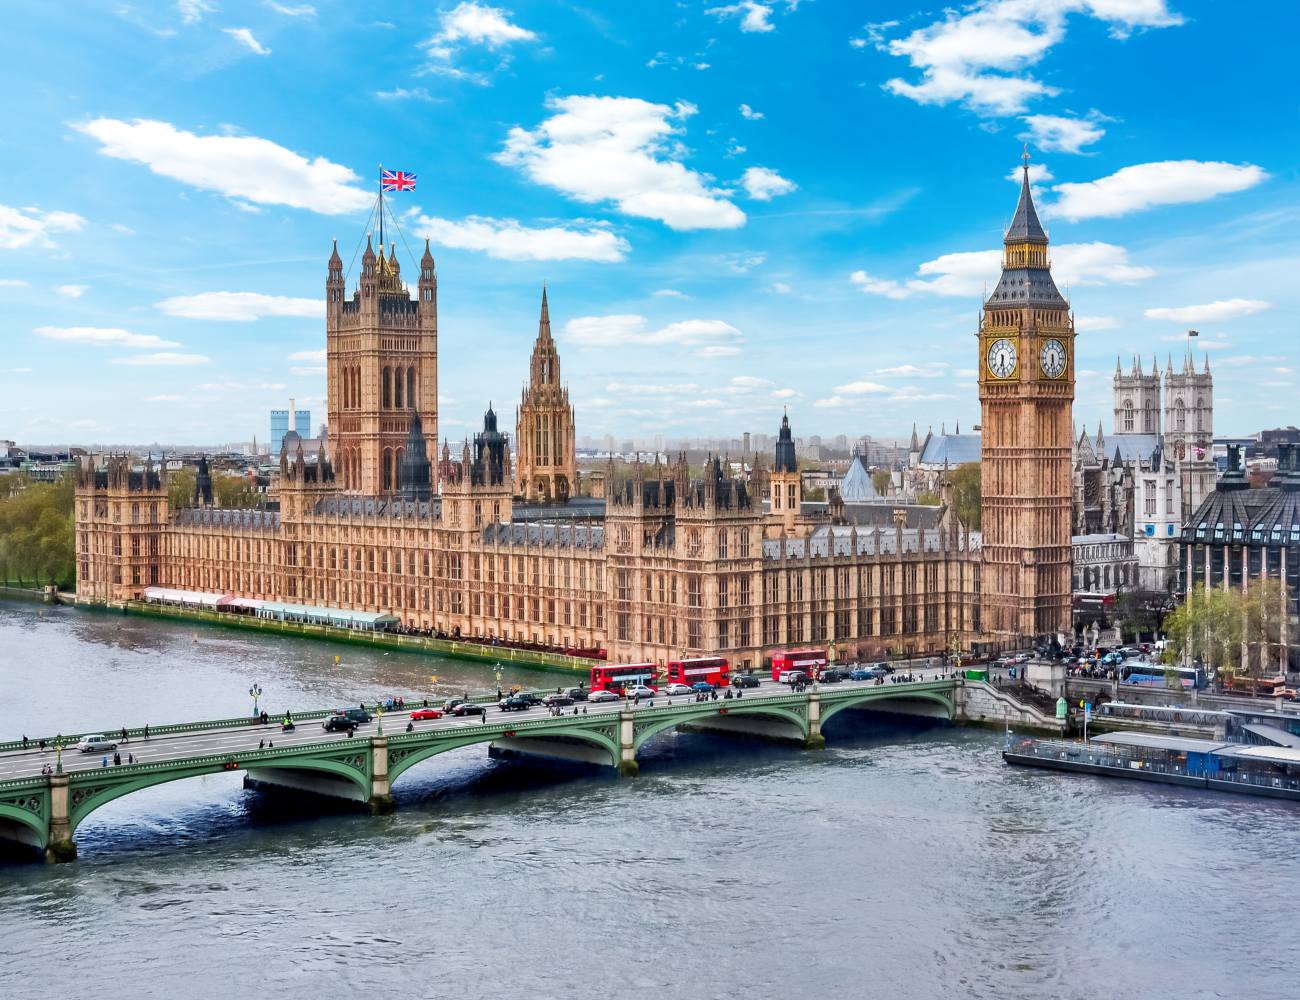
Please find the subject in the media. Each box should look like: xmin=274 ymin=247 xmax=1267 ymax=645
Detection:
xmin=0 ymin=675 xmax=1059 ymax=862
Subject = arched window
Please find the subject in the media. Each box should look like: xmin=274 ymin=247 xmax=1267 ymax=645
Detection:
xmin=382 ymin=450 xmax=392 ymax=491
xmin=383 ymin=367 xmax=392 ymax=409
xmin=407 ymin=367 xmax=416 ymax=409
xmin=1174 ymin=397 xmax=1185 ymax=431
xmin=1122 ymin=399 xmax=1134 ymax=432
xmin=394 ymin=368 xmax=403 ymax=408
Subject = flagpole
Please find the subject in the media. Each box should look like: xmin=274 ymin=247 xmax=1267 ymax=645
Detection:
xmin=378 ymin=163 xmax=385 ymax=249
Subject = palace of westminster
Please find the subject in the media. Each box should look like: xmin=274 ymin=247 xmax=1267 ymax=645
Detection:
xmin=72 ymin=169 xmax=1104 ymax=665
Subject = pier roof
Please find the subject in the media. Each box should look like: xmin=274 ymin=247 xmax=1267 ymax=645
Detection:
xmin=1089 ymin=732 xmax=1227 ymax=754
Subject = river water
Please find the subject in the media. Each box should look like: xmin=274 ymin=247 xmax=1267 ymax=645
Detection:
xmin=0 ymin=599 xmax=1296 ymax=1000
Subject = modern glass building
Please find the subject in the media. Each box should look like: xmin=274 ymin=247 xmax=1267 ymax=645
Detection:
xmin=270 ymin=407 xmax=311 ymax=456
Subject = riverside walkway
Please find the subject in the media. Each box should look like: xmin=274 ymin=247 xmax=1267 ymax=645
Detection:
xmin=0 ymin=676 xmax=960 ymax=862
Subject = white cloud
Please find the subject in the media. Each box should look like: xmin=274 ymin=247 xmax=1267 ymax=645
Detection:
xmin=739 ymin=103 xmax=764 ymax=120
xmin=288 ymin=349 xmax=327 ymax=362
xmin=725 ymin=375 xmax=774 ymax=392
xmin=496 ymin=96 xmax=745 ymax=230
xmin=877 ymin=1 xmax=1183 ymax=116
xmin=146 ymin=394 xmax=184 ymax=402
xmin=833 ymin=380 xmax=891 ymax=394
xmin=695 ymin=345 xmax=743 ymax=358
xmin=0 ymin=204 xmax=86 ymax=250
xmin=890 ymin=390 xmax=957 ymax=402
xmin=1051 ymin=161 xmax=1268 ymax=220
xmin=872 ymin=364 xmax=948 ymax=378
xmin=266 ymin=2 xmax=316 ymax=15
xmin=177 ymin=0 xmax=214 ymax=24
xmin=854 ymin=241 xmax=1153 ymax=300
xmin=740 ymin=166 xmax=797 ymax=201
xmin=0 ymin=278 xmax=29 ymax=286
xmin=36 ymin=326 xmax=179 ymax=349
xmin=770 ymin=282 xmax=791 ymax=293
xmin=1019 ymin=113 xmax=1104 ymax=153
xmin=412 ymin=213 xmax=629 ymax=262
xmin=424 ymin=2 xmax=535 ymax=60
xmin=718 ymin=251 xmax=766 ymax=273
xmin=74 ymin=118 xmax=372 ymax=215
xmin=1074 ymin=314 xmax=1119 ymax=331
xmin=771 ymin=387 xmax=799 ymax=399
xmin=1006 ymin=162 xmax=1053 ymax=184
xmin=223 ymin=27 xmax=271 ymax=56
xmin=564 ymin=314 xmax=742 ymax=353
xmin=653 ymin=288 xmax=690 ymax=299
xmin=1144 ymin=299 xmax=1272 ymax=324
xmin=375 ymin=87 xmax=436 ymax=102
xmin=290 ymin=365 xmax=327 ymax=376
xmin=0 ymin=367 xmax=33 ymax=374
xmin=850 ymin=269 xmax=910 ymax=299
xmin=113 ymin=352 xmax=210 ymax=366
xmin=155 ymin=291 xmax=323 ymax=321
xmin=707 ymin=2 xmax=779 ymax=33
xmin=814 ymin=396 xmax=848 ymax=408
xmin=56 ymin=284 xmax=88 ymax=298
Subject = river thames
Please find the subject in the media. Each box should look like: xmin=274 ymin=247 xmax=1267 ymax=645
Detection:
xmin=0 ymin=599 xmax=1296 ymax=1000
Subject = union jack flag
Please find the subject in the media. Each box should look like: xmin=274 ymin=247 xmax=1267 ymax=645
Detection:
xmin=381 ymin=169 xmax=417 ymax=192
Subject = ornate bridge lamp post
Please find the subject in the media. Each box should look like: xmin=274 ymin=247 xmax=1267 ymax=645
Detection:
xmin=55 ymin=742 xmax=63 ymax=776
xmin=249 ymin=683 xmax=263 ymax=717
xmin=494 ymin=665 xmax=504 ymax=700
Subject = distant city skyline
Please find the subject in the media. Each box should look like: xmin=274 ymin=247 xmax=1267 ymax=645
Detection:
xmin=2 ymin=1 xmax=1296 ymax=446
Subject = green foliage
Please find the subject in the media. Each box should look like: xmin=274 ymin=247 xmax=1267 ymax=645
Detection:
xmin=1162 ymin=581 xmax=1290 ymax=680
xmin=916 ymin=489 xmax=941 ymax=506
xmin=1114 ymin=588 xmax=1168 ymax=640
xmin=949 ymin=462 xmax=981 ymax=530
xmin=871 ymin=469 xmax=891 ymax=496
xmin=1163 ymin=664 xmax=1184 ymax=691
xmin=805 ymin=486 xmax=826 ymax=501
xmin=0 ymin=472 xmax=76 ymax=587
xmin=214 ymin=473 xmax=260 ymax=508
xmin=167 ymin=468 xmax=196 ymax=509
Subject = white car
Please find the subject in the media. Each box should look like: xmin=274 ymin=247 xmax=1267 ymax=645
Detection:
xmin=624 ymin=684 xmax=658 ymax=699
xmin=664 ymin=683 xmax=694 ymax=696
xmin=76 ymin=734 xmax=117 ymax=753
xmin=587 ymin=689 xmax=621 ymax=703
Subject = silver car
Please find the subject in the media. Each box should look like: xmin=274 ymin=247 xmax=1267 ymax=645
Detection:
xmin=76 ymin=734 xmax=117 ymax=753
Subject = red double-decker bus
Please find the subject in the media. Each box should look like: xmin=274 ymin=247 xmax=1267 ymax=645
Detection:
xmin=769 ymin=649 xmax=828 ymax=681
xmin=590 ymin=662 xmax=659 ymax=693
xmin=665 ymin=656 xmax=730 ymax=688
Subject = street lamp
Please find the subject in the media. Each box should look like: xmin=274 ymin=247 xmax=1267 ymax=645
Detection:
xmin=376 ymin=702 xmax=384 ymax=737
xmin=494 ymin=664 xmax=503 ymax=699
xmin=249 ymin=683 xmax=262 ymax=717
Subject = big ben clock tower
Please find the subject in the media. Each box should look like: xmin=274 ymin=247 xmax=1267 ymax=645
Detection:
xmin=979 ymin=151 xmax=1074 ymax=644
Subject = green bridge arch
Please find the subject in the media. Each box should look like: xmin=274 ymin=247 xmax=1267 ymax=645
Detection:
xmin=0 ymin=789 xmax=49 ymax=849
xmin=387 ymin=724 xmax=621 ymax=782
xmin=67 ymin=754 xmax=372 ymax=835
xmin=632 ymin=703 xmax=809 ymax=752
xmin=818 ymin=688 xmax=955 ymax=727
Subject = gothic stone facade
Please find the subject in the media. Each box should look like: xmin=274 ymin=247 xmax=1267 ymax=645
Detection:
xmin=75 ymin=174 xmax=1075 ymax=665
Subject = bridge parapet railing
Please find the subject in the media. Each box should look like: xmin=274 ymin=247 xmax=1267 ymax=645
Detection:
xmin=0 ymin=689 xmax=555 ymax=755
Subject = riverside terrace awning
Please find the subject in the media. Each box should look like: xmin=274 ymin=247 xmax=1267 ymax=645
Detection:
xmin=142 ymin=586 xmax=229 ymax=609
xmin=1211 ymin=745 xmax=1300 ymax=768
xmin=1239 ymin=724 xmax=1300 ymax=748
xmin=1089 ymin=732 xmax=1229 ymax=754
xmin=253 ymin=601 xmax=400 ymax=630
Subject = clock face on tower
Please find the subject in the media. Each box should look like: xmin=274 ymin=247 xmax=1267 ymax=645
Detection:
xmin=986 ymin=338 xmax=1018 ymax=379
xmin=1040 ymin=338 xmax=1067 ymax=379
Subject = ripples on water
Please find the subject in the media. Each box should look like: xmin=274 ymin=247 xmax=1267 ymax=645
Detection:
xmin=1 ymin=601 xmax=1298 ymax=1000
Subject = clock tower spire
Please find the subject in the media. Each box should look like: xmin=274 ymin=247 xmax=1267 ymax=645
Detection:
xmin=978 ymin=149 xmax=1075 ymax=644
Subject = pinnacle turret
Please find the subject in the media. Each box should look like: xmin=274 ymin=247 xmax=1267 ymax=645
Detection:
xmin=1005 ymin=151 xmax=1048 ymax=244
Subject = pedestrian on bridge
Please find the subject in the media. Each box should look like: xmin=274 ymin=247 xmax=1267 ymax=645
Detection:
xmin=259 ymin=739 xmax=265 ymax=749
xmin=101 ymin=755 xmax=108 ymax=767
xmin=113 ymin=752 xmax=121 ymax=766
xmin=121 ymin=727 xmax=128 ymax=744
xmin=21 ymin=735 xmax=27 ymax=749
xmin=143 ymin=724 xmax=150 ymax=741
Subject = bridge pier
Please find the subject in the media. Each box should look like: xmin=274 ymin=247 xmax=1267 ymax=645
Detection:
xmin=618 ymin=711 xmax=639 ymax=777
xmin=46 ymin=772 xmax=76 ymax=864
xmin=368 ymin=736 xmax=394 ymax=814
xmin=804 ymin=693 xmax=825 ymax=750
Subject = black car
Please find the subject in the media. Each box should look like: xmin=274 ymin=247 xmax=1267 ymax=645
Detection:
xmin=323 ymin=715 xmax=355 ymax=732
xmin=565 ymin=687 xmax=589 ymax=701
xmin=449 ymin=702 xmax=486 ymax=717
xmin=542 ymin=694 xmax=574 ymax=707
xmin=818 ymin=668 xmax=848 ymax=683
xmin=498 ymin=696 xmax=532 ymax=712
xmin=730 ymin=673 xmax=761 ymax=689
xmin=342 ymin=708 xmax=373 ymax=723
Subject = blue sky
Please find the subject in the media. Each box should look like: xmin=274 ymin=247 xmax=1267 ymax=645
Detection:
xmin=2 ymin=0 xmax=1296 ymax=447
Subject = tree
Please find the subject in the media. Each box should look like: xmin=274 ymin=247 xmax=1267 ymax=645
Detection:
xmin=1162 ymin=580 xmax=1291 ymax=685
xmin=916 ymin=489 xmax=941 ymax=506
xmin=871 ymin=469 xmax=891 ymax=496
xmin=949 ymin=462 xmax=980 ymax=529
xmin=1114 ymin=587 xmax=1168 ymax=641
xmin=214 ymin=473 xmax=260 ymax=508
xmin=0 ymin=472 xmax=75 ymax=588
xmin=167 ymin=468 xmax=196 ymax=509
xmin=1163 ymin=664 xmax=1184 ymax=691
